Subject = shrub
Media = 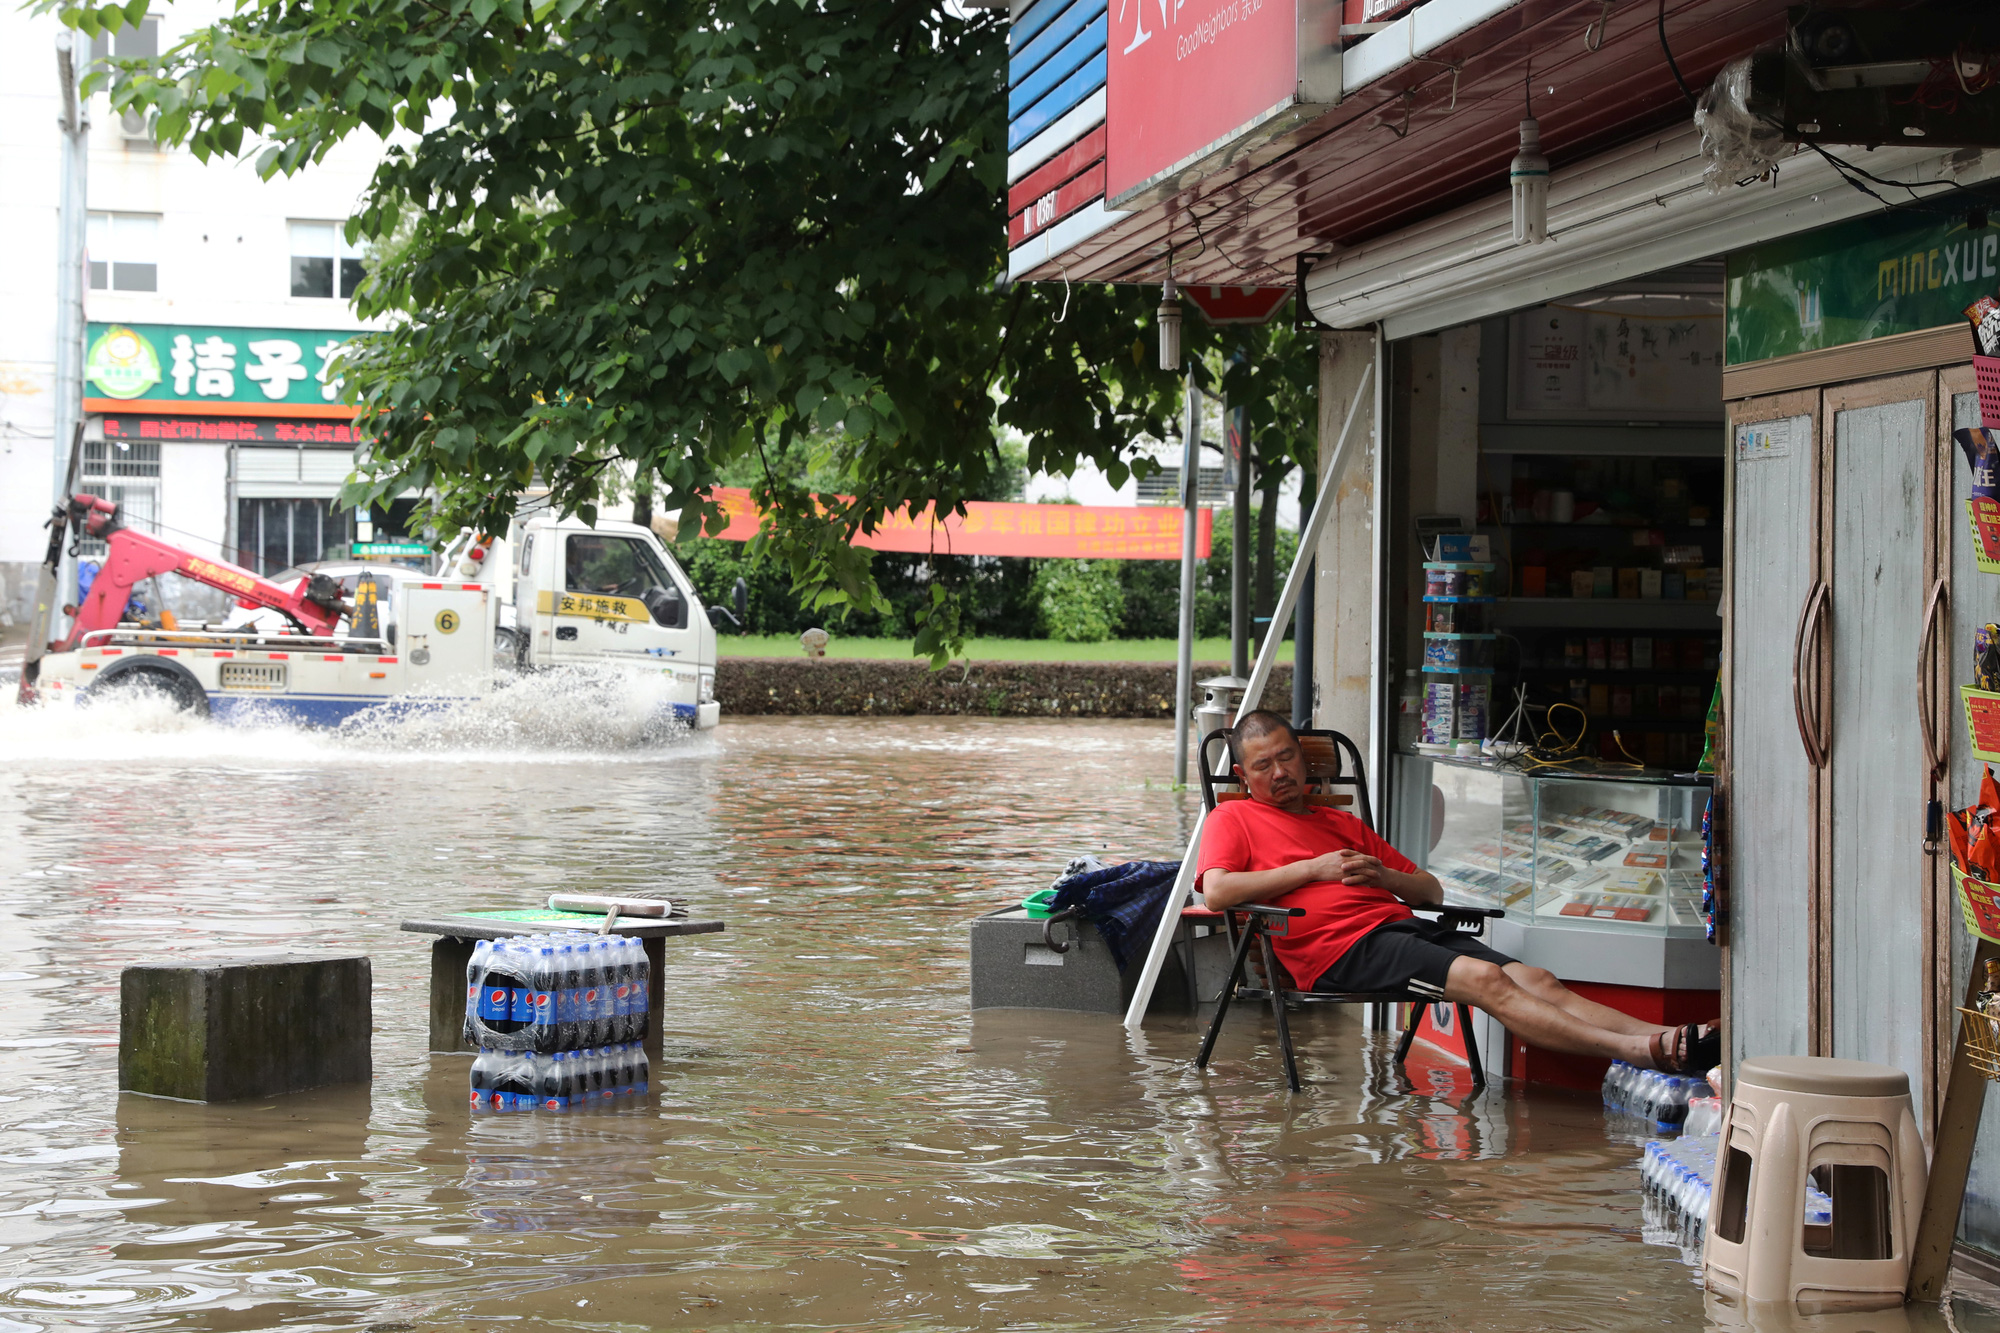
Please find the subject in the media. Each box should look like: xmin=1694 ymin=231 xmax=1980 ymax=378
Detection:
xmin=1033 ymin=559 xmax=1126 ymax=642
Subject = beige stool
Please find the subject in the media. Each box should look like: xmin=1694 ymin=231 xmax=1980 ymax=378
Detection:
xmin=1704 ymin=1056 xmax=1928 ymax=1315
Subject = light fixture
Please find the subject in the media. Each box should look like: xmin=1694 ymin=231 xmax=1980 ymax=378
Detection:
xmin=1510 ymin=116 xmax=1550 ymax=245
xmin=1511 ymin=69 xmax=1551 ymax=246
xmin=1157 ymin=268 xmax=1183 ymax=371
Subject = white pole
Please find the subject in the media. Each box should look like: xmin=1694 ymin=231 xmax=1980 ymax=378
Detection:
xmin=52 ymin=33 xmax=89 ymax=596
xmin=1122 ymin=362 xmax=1373 ymax=1031
xmin=1171 ymin=371 xmax=1201 ymax=787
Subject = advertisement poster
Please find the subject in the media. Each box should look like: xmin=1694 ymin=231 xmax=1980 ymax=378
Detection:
xmin=1508 ymin=304 xmax=1724 ymax=422
xmin=707 ymin=488 xmax=1210 ymax=560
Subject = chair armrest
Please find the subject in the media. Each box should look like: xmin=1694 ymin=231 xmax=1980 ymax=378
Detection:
xmin=1228 ymin=903 xmax=1306 ymax=920
xmin=1417 ymin=904 xmax=1506 ymax=931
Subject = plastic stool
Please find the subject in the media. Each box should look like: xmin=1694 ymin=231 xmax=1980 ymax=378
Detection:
xmin=1704 ymin=1056 xmax=1928 ymax=1314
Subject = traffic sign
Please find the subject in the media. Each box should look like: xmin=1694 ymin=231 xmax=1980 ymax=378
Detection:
xmin=1183 ymin=285 xmax=1292 ymax=326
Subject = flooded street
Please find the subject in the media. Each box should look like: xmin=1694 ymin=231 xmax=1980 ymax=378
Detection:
xmin=0 ymin=705 xmax=1981 ymax=1331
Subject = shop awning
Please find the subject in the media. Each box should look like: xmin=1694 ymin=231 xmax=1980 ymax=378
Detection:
xmin=1009 ymin=0 xmax=1792 ymax=289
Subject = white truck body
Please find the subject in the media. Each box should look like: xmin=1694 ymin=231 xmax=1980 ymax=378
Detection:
xmin=35 ymin=516 xmax=720 ymax=730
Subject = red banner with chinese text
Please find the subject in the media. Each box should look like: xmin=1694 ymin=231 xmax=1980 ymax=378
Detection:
xmin=703 ymin=488 xmax=1210 ymax=560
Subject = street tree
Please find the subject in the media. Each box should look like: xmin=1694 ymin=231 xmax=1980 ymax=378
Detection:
xmin=66 ymin=0 xmax=1313 ymax=660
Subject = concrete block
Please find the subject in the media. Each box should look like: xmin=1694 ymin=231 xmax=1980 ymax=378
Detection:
xmin=969 ymin=907 xmax=1232 ymax=1014
xmin=120 ymin=955 xmax=372 ymax=1101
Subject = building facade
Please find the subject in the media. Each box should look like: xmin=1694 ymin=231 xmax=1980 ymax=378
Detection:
xmin=1007 ymin=0 xmax=2000 ymax=1271
xmin=0 ymin=0 xmax=390 ymax=626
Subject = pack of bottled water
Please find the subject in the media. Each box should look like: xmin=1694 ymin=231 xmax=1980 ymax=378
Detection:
xmin=1615 ymin=1060 xmax=1833 ymax=1268
xmin=462 ymin=932 xmax=654 ymax=1109
xmin=1601 ymin=1060 xmax=1708 ymax=1134
xmin=470 ymin=1042 xmax=652 ymax=1112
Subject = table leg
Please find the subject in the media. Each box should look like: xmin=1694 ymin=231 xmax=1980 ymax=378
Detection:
xmin=429 ymin=938 xmax=474 ymax=1055
xmin=644 ymin=937 xmax=664 ymax=1061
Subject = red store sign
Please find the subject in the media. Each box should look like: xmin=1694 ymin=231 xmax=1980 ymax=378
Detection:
xmin=1106 ymin=0 xmax=1342 ymax=206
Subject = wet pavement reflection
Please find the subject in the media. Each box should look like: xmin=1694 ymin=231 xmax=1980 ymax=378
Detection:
xmin=2 ymin=707 xmax=1997 ymax=1330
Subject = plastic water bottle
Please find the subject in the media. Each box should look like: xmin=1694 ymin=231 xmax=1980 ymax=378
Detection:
xmin=529 ymin=945 xmax=559 ymax=1053
xmin=470 ymin=1045 xmax=496 ymax=1109
xmin=1655 ymin=1076 xmax=1688 ymax=1131
xmin=539 ymin=1050 xmax=571 ymax=1111
xmin=580 ymin=946 xmax=606 ymax=1047
xmin=464 ymin=940 xmax=492 ymax=1046
xmin=594 ymin=940 xmax=619 ymax=1045
xmin=1603 ymin=1060 xmax=1625 ymax=1108
xmin=632 ymin=940 xmax=651 ymax=1043
xmin=478 ymin=941 xmax=528 ymax=1038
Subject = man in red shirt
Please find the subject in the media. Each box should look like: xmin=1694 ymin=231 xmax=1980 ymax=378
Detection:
xmin=1197 ymin=711 xmax=1712 ymax=1071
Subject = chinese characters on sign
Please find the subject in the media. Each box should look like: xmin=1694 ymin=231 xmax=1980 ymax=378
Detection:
xmin=101 ymin=415 xmax=363 ymax=444
xmin=705 ymin=488 xmax=1212 ymax=560
xmin=85 ymin=323 xmax=359 ymax=417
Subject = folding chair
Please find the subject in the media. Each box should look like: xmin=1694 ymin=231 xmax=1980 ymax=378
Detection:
xmin=1189 ymin=726 xmax=1504 ymax=1093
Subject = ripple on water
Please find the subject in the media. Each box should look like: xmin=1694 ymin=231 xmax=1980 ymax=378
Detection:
xmin=0 ymin=712 xmax=1734 ymax=1331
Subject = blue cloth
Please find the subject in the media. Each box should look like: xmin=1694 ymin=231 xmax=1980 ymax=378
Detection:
xmin=1049 ymin=859 xmax=1182 ymax=971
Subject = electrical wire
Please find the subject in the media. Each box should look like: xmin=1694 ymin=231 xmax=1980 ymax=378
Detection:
xmin=1658 ymin=0 xmax=1698 ymax=106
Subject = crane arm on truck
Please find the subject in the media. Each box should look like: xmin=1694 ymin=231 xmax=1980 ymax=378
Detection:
xmin=60 ymin=493 xmax=347 ymax=650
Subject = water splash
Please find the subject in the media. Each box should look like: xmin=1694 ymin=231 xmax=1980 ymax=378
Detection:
xmin=1 ymin=665 xmax=715 ymax=765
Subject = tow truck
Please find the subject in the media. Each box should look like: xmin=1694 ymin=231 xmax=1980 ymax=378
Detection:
xmin=16 ymin=493 xmax=719 ymax=730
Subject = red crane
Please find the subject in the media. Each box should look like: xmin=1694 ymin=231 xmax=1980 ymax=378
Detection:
xmin=60 ymin=493 xmax=346 ymax=651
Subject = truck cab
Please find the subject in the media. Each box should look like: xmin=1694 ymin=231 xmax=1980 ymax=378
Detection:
xmin=508 ymin=512 xmax=719 ymax=729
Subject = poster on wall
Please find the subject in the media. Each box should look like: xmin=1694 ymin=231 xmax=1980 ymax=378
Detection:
xmin=1507 ymin=303 xmax=1724 ymax=422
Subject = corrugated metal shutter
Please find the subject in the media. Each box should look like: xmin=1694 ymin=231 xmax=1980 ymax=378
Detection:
xmin=235 ymin=446 xmax=354 ymax=498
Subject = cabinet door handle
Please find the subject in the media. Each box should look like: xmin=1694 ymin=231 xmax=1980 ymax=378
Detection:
xmin=1919 ymin=577 xmax=1949 ymax=782
xmin=1792 ymin=581 xmax=1830 ymax=769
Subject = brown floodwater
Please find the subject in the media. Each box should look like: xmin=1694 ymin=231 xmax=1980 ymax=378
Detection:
xmin=0 ymin=696 xmax=1996 ymax=1331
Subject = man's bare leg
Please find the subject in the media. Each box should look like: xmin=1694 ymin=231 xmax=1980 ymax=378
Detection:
xmin=1444 ymin=957 xmax=1662 ymax=1065
xmin=1502 ymin=963 xmax=1665 ymax=1037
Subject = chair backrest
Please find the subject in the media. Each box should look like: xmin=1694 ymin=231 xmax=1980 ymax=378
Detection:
xmin=1198 ymin=725 xmax=1374 ymax=829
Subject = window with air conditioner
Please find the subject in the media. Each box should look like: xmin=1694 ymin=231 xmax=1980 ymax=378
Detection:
xmin=288 ymin=221 xmax=367 ymax=300
xmin=91 ymin=20 xmax=159 ymax=146
xmin=86 ymin=212 xmax=160 ymax=293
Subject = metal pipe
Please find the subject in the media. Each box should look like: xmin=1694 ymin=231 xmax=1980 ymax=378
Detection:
xmin=1230 ymin=401 xmax=1250 ymax=680
xmin=52 ymin=33 xmax=89 ymax=607
xmin=1124 ymin=362 xmax=1374 ymax=1031
xmin=1293 ymin=465 xmax=1316 ymax=728
xmin=1172 ymin=371 xmax=1200 ymax=787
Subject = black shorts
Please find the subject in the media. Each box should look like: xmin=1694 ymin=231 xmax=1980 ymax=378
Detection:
xmin=1310 ymin=918 xmax=1516 ymax=999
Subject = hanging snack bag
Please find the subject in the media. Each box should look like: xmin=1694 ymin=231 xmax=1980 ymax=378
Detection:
xmin=1961 ymin=427 xmax=2000 ymax=566
xmin=1968 ymin=295 xmax=2000 ymax=357
xmin=1950 ymin=766 xmax=2000 ymax=882
xmin=1979 ymin=624 xmax=2000 ymax=691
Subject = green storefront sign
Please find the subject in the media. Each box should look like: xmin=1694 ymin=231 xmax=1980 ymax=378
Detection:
xmin=1727 ymin=191 xmax=2000 ymax=365
xmin=84 ymin=322 xmax=365 ymax=411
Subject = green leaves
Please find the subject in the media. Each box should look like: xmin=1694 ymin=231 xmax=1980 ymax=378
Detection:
xmin=66 ymin=0 xmax=1314 ymax=667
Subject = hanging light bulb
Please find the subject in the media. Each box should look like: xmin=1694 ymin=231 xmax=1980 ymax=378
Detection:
xmin=1157 ymin=271 xmax=1183 ymax=371
xmin=1510 ymin=116 xmax=1550 ymax=245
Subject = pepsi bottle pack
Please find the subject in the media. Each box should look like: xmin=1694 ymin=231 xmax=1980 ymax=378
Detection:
xmin=464 ymin=931 xmax=653 ymax=1111
xmin=470 ymin=1042 xmax=652 ymax=1113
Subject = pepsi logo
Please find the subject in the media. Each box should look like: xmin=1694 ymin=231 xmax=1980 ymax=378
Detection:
xmin=489 ymin=988 xmax=508 ymax=1003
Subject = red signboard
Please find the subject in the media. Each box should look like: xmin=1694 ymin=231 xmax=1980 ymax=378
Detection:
xmin=706 ymin=487 xmax=1210 ymax=561
xmin=1105 ymin=0 xmax=1302 ymax=203
xmin=1184 ymin=285 xmax=1292 ymax=325
xmin=101 ymin=415 xmax=362 ymax=444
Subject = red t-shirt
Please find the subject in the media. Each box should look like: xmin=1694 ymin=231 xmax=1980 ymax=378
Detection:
xmin=1194 ymin=800 xmax=1420 ymax=990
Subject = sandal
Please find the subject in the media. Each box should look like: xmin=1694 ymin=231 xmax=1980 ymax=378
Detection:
xmin=1648 ymin=1023 xmax=1721 ymax=1075
xmin=1687 ymin=1023 xmax=1721 ymax=1073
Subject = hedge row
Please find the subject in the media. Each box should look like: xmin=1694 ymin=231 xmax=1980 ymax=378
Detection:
xmin=716 ymin=657 xmax=1297 ymax=718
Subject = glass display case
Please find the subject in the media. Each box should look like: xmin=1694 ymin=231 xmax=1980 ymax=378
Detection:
xmin=1419 ymin=757 xmax=1710 ymax=937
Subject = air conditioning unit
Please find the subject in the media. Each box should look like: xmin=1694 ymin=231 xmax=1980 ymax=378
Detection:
xmin=118 ymin=107 xmax=154 ymax=146
xmin=1777 ymin=3 xmax=2000 ymax=148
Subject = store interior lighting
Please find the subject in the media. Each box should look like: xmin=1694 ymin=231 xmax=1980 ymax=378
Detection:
xmin=1511 ymin=116 xmax=1550 ymax=245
